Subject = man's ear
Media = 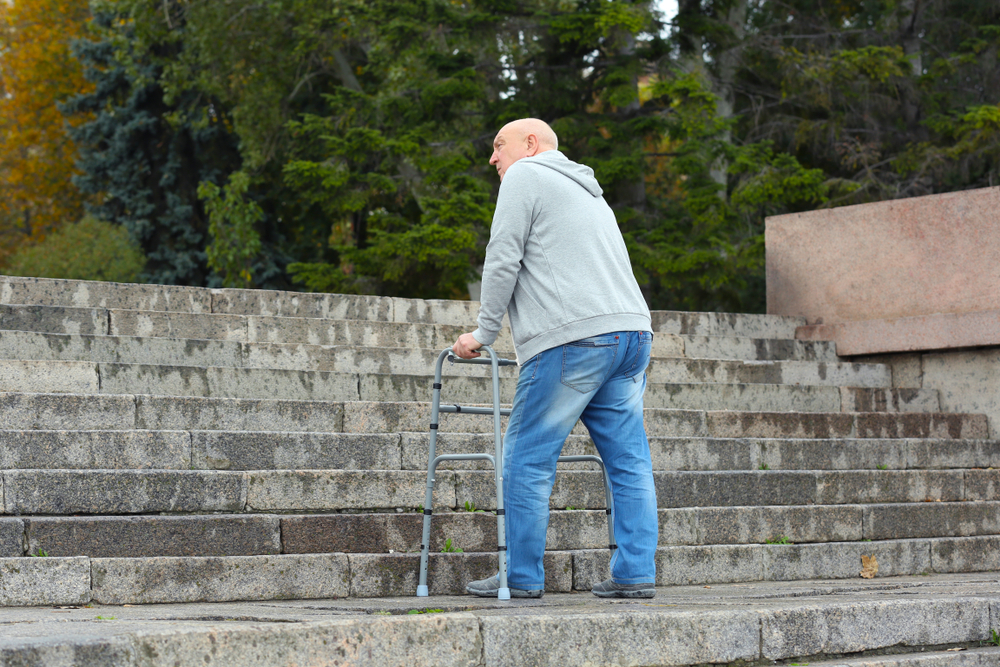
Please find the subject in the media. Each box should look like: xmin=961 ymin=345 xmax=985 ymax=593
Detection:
xmin=524 ymin=133 xmax=539 ymax=155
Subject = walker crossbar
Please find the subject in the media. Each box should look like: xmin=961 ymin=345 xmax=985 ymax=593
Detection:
xmin=416 ymin=345 xmax=617 ymax=600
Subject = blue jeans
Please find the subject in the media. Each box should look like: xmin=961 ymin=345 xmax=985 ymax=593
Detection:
xmin=502 ymin=330 xmax=658 ymax=590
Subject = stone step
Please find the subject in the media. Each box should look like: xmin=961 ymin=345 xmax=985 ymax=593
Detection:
xmin=3 ymin=468 xmax=995 ymax=515
xmin=345 ymin=402 xmax=987 ymax=439
xmin=12 ymin=500 xmax=999 ymax=559
xmin=3 ymin=535 xmax=999 ymax=605
xmin=0 ymin=393 xmax=983 ymax=438
xmin=0 ymin=277 xmax=806 ymax=337
xmin=1 ymin=575 xmax=997 ymax=667
xmin=0 ymin=359 xmax=923 ymax=410
xmin=679 ymin=334 xmax=840 ymax=361
xmin=0 ymin=330 xmax=877 ymax=384
xmin=3 ymin=429 xmax=997 ymax=473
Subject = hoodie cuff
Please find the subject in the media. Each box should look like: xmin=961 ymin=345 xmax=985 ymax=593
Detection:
xmin=471 ymin=328 xmax=496 ymax=347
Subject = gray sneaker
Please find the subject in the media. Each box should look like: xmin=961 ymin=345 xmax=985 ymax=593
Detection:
xmin=591 ymin=578 xmax=656 ymax=599
xmin=466 ymin=575 xmax=543 ymax=599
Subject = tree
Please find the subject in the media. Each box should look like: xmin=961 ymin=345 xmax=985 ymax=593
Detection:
xmin=0 ymin=0 xmax=93 ymax=265
xmin=5 ymin=215 xmax=146 ymax=283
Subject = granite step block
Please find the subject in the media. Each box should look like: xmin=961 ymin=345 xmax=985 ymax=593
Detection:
xmin=679 ymin=334 xmax=840 ymax=362
xmin=798 ymin=648 xmax=1000 ymax=667
xmin=0 ymin=556 xmax=91 ymax=606
xmin=190 ymin=431 xmax=401 ymax=470
xmin=864 ymin=502 xmax=1000 ymax=540
xmin=651 ymin=310 xmax=805 ymax=339
xmin=25 ymin=515 xmax=282 ymax=558
xmin=98 ymin=363 xmax=361 ymax=401
xmin=244 ymin=470 xmax=457 ymax=512
xmin=90 ymin=553 xmax=351 ymax=605
xmin=2 ymin=470 xmax=246 ymax=515
xmin=110 ymin=309 xmax=248 ymax=341
xmin=135 ymin=395 xmax=345 ymax=433
xmin=0 ymin=304 xmax=108 ymax=336
xmin=931 ymin=535 xmax=1000 ymax=573
xmin=0 ymin=360 xmax=98 ymax=394
xmin=842 ymin=387 xmax=940 ymax=413
xmin=0 ymin=429 xmax=190 ymax=470
xmin=645 ymin=358 xmax=890 ymax=387
xmin=0 ymin=276 xmax=210 ymax=312
xmin=0 ymin=518 xmax=22 ymax=557
xmin=212 ymin=288 xmax=393 ymax=321
xmin=0 ymin=392 xmax=137 ymax=430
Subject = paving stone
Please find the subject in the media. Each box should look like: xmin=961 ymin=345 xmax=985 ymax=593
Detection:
xmin=0 ymin=518 xmax=23 ymax=557
xmin=25 ymin=515 xmax=281 ymax=558
xmin=110 ymin=309 xmax=248 ymax=341
xmin=762 ymin=539 xmax=931 ymax=580
xmin=0 ymin=392 xmax=136 ymax=430
xmin=91 ymin=554 xmax=351 ymax=604
xmin=245 ymin=470 xmax=455 ymax=511
xmin=698 ymin=505 xmax=862 ymax=544
xmin=479 ymin=606 xmax=759 ymax=667
xmin=801 ymin=647 xmax=1000 ymax=667
xmin=842 ymin=387 xmax=940 ymax=413
xmin=759 ymin=597 xmax=989 ymax=660
xmin=135 ymin=614 xmax=482 ymax=667
xmin=99 ymin=363 xmax=361 ymax=401
xmin=931 ymin=535 xmax=1000 ymax=573
xmin=135 ymin=395 xmax=344 ymax=432
xmin=0 ymin=430 xmax=190 ymax=470
xmin=0 ymin=276 xmax=211 ymax=312
xmin=347 ymin=551 xmax=572 ymax=597
xmin=0 ymin=304 xmax=108 ymax=336
xmin=190 ymin=431 xmax=400 ymax=470
xmin=0 ymin=556 xmax=91 ymax=606
xmin=2 ymin=471 xmax=246 ymax=515
xmin=0 ymin=637 xmax=136 ymax=667
xmin=864 ymin=502 xmax=1000 ymax=540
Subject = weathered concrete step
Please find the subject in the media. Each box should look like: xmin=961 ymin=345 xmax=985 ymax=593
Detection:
xmin=2 ymin=576 xmax=998 ymax=667
xmin=4 ymin=536 xmax=1000 ymax=606
xmin=648 ymin=358 xmax=888 ymax=386
xmin=650 ymin=310 xmax=804 ymax=339
xmin=345 ymin=402 xmax=988 ymax=439
xmin=5 ymin=468 xmax=997 ymax=515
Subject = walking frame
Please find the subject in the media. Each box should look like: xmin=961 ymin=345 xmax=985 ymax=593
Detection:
xmin=416 ymin=345 xmax=617 ymax=600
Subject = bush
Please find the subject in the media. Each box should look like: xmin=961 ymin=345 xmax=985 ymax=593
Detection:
xmin=4 ymin=216 xmax=147 ymax=283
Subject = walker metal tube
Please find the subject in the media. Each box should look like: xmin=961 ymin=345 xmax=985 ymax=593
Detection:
xmin=557 ymin=455 xmax=617 ymax=552
xmin=416 ymin=348 xmax=452 ymax=597
xmin=484 ymin=346 xmax=511 ymax=600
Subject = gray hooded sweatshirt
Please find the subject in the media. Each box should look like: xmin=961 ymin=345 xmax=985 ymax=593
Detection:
xmin=472 ymin=150 xmax=651 ymax=362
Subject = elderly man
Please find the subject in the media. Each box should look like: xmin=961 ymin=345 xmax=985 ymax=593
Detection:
xmin=452 ymin=118 xmax=658 ymax=599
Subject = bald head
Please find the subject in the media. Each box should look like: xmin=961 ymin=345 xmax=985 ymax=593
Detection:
xmin=489 ymin=118 xmax=559 ymax=181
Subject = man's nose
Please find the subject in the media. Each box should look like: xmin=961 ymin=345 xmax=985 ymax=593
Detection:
xmin=489 ymin=152 xmax=498 ymax=165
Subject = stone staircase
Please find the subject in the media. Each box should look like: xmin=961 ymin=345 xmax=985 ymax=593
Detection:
xmin=0 ymin=276 xmax=998 ymax=610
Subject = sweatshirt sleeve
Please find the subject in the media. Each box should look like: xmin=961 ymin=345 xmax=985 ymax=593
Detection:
xmin=472 ymin=164 xmax=536 ymax=346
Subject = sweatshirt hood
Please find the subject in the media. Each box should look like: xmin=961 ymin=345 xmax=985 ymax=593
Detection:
xmin=519 ymin=150 xmax=603 ymax=197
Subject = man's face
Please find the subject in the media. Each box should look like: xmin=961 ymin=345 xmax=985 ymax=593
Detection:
xmin=489 ymin=126 xmax=529 ymax=181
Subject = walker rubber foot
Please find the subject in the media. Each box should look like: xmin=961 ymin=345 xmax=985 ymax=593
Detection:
xmin=416 ymin=585 xmax=429 ymax=597
xmin=498 ymin=587 xmax=511 ymax=601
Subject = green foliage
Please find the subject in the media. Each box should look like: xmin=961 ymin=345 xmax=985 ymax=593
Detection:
xmin=764 ymin=535 xmax=793 ymax=545
xmin=440 ymin=538 xmax=463 ymax=553
xmin=199 ymin=172 xmax=264 ymax=288
xmin=5 ymin=216 xmax=146 ymax=283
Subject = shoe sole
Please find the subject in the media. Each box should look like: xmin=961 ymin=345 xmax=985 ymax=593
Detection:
xmin=592 ymin=588 xmax=656 ymax=599
xmin=466 ymin=587 xmax=543 ymax=599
